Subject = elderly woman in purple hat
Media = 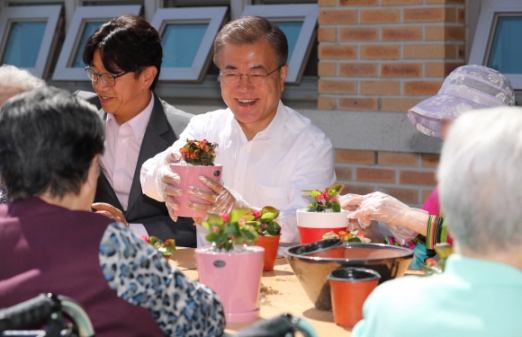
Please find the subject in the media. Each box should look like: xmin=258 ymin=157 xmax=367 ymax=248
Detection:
xmin=343 ymin=65 xmax=515 ymax=268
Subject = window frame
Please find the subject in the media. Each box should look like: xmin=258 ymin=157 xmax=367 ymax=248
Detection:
xmin=240 ymin=3 xmax=318 ymax=84
xmin=469 ymin=0 xmax=522 ymax=89
xmin=51 ymin=5 xmax=142 ymax=81
xmin=150 ymin=6 xmax=227 ymax=82
xmin=0 ymin=5 xmax=61 ymax=78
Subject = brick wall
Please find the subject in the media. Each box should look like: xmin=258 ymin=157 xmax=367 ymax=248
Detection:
xmin=335 ymin=150 xmax=440 ymax=207
xmin=317 ymin=0 xmax=465 ymax=205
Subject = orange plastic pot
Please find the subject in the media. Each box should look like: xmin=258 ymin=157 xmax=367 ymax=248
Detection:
xmin=254 ymin=235 xmax=280 ymax=271
xmin=327 ymin=267 xmax=380 ymax=328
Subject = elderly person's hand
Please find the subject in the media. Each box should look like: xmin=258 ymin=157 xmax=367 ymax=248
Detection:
xmin=92 ymin=202 xmax=128 ymax=226
xmin=343 ymin=191 xmax=430 ymax=241
xmin=186 ymin=175 xmax=251 ymax=215
xmin=150 ymin=150 xmax=184 ymax=221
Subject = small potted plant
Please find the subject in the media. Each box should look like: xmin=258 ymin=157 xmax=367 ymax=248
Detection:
xmin=194 ymin=208 xmax=264 ymax=323
xmin=297 ymin=184 xmax=349 ymax=244
xmin=247 ymin=206 xmax=281 ymax=271
xmin=170 ymin=139 xmax=221 ymax=217
xmin=140 ymin=235 xmax=176 ymax=260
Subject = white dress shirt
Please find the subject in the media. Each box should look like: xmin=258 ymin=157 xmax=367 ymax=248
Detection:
xmin=100 ymin=93 xmax=154 ymax=211
xmin=141 ymin=101 xmax=336 ymax=244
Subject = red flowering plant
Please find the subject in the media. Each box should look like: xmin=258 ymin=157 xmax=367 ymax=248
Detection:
xmin=245 ymin=206 xmax=281 ymax=237
xmin=303 ymin=184 xmax=345 ymax=212
xmin=423 ymin=243 xmax=454 ymax=276
xmin=140 ymin=236 xmax=176 ymax=259
xmin=179 ymin=139 xmax=218 ymax=166
xmin=200 ymin=208 xmax=258 ymax=251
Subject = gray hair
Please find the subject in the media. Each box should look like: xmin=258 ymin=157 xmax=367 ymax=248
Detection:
xmin=438 ymin=106 xmax=522 ymax=254
xmin=0 ymin=65 xmax=45 ymax=91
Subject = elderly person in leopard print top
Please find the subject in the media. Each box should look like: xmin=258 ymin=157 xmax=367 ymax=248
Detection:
xmin=0 ymin=87 xmax=225 ymax=337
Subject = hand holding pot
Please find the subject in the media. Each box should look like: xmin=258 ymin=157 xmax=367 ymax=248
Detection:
xmin=186 ymin=175 xmax=251 ymax=215
xmin=152 ymin=150 xmax=184 ymax=221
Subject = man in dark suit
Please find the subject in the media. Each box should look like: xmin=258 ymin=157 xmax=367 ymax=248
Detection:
xmin=77 ymin=14 xmax=196 ymax=246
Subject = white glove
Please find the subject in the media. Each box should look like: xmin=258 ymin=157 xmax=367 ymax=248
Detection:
xmin=150 ymin=149 xmax=184 ymax=221
xmin=186 ymin=175 xmax=251 ymax=216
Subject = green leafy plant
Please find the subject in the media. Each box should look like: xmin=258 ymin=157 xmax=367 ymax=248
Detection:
xmin=246 ymin=206 xmax=281 ymax=237
xmin=422 ymin=243 xmax=454 ymax=276
xmin=303 ymin=184 xmax=345 ymax=212
xmin=200 ymin=208 xmax=258 ymax=251
xmin=141 ymin=235 xmax=176 ymax=258
xmin=179 ymin=139 xmax=218 ymax=166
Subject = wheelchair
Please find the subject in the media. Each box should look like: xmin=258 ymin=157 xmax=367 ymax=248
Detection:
xmin=1 ymin=294 xmax=317 ymax=337
xmin=0 ymin=293 xmax=94 ymax=337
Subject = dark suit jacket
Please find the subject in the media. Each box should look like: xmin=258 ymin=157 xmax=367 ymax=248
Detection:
xmin=76 ymin=91 xmax=196 ymax=247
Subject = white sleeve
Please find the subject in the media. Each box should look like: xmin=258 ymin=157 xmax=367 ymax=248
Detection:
xmin=278 ymin=133 xmax=336 ymax=244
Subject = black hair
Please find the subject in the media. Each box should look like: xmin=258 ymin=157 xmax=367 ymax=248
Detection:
xmin=83 ymin=15 xmax=162 ymax=90
xmin=0 ymin=86 xmax=105 ymax=200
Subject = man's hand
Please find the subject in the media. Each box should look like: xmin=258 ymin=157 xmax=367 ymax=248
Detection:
xmin=153 ymin=150 xmax=184 ymax=221
xmin=92 ymin=202 xmax=128 ymax=226
xmin=186 ymin=175 xmax=250 ymax=215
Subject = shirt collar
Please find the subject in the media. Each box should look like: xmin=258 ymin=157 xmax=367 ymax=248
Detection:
xmin=257 ymin=101 xmax=286 ymax=146
xmin=106 ymin=92 xmax=154 ymax=140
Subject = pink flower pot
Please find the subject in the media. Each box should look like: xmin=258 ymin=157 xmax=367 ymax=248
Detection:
xmin=195 ymin=246 xmax=264 ymax=323
xmin=169 ymin=163 xmax=222 ymax=218
xmin=296 ymin=208 xmax=349 ymax=244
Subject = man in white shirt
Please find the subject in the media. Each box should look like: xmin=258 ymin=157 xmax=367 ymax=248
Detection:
xmin=141 ymin=16 xmax=335 ymax=245
xmin=77 ymin=15 xmax=196 ymax=246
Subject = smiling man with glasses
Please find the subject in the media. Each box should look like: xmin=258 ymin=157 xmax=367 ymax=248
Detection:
xmin=141 ymin=16 xmax=336 ymax=247
xmin=75 ymin=15 xmax=196 ymax=247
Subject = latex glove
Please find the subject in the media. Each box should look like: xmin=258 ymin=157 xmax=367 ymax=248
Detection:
xmin=92 ymin=202 xmax=128 ymax=226
xmin=343 ymin=191 xmax=429 ymax=243
xmin=152 ymin=149 xmax=184 ymax=221
xmin=186 ymin=175 xmax=251 ymax=215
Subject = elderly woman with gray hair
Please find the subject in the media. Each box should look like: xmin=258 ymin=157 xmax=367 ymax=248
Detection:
xmin=0 ymin=65 xmax=45 ymax=204
xmin=352 ymin=106 xmax=522 ymax=337
xmin=343 ymin=65 xmax=516 ymax=268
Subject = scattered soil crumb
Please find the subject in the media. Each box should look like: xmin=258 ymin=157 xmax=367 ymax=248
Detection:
xmin=260 ymin=282 xmax=281 ymax=299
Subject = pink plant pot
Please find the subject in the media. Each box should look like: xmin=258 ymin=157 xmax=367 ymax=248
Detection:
xmin=195 ymin=246 xmax=264 ymax=323
xmin=296 ymin=208 xmax=349 ymax=244
xmin=169 ymin=163 xmax=222 ymax=218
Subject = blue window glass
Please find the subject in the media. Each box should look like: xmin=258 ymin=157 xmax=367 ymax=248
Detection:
xmin=487 ymin=16 xmax=522 ymax=74
xmin=273 ymin=21 xmax=303 ymax=62
xmin=72 ymin=21 xmax=104 ymax=68
xmin=162 ymin=23 xmax=208 ymax=68
xmin=2 ymin=21 xmax=47 ymax=68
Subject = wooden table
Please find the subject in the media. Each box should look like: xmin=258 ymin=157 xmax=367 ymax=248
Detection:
xmin=169 ymin=248 xmax=422 ymax=336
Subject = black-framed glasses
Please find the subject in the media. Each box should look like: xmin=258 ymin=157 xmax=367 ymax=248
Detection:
xmin=219 ymin=65 xmax=284 ymax=86
xmin=85 ymin=67 xmax=133 ymax=87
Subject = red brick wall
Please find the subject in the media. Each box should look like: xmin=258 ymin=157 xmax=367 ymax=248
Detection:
xmin=318 ymin=0 xmax=465 ymax=205
xmin=335 ymin=150 xmax=440 ymax=207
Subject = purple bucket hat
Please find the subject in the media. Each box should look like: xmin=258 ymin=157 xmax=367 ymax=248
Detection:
xmin=408 ymin=65 xmax=515 ymax=137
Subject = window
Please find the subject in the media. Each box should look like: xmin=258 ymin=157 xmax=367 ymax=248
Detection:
xmin=52 ymin=5 xmax=142 ymax=81
xmin=0 ymin=5 xmax=61 ymax=78
xmin=150 ymin=7 xmax=227 ymax=82
xmin=469 ymin=0 xmax=522 ymax=89
xmin=241 ymin=4 xmax=318 ymax=84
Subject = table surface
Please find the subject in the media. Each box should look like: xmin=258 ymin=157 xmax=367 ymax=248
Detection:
xmin=169 ymin=248 xmax=423 ymax=336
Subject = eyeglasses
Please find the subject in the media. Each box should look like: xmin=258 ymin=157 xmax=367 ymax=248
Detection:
xmin=220 ymin=65 xmax=284 ymax=86
xmin=85 ymin=67 xmax=133 ymax=87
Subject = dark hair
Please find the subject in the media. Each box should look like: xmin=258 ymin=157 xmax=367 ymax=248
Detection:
xmin=213 ymin=16 xmax=288 ymax=68
xmin=83 ymin=15 xmax=162 ymax=90
xmin=0 ymin=87 xmax=105 ymax=200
